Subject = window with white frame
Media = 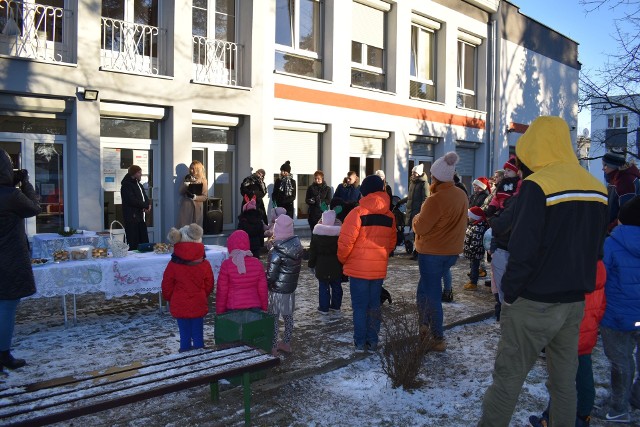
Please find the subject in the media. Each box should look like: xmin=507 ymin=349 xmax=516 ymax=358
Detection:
xmin=275 ymin=0 xmax=323 ymax=79
xmin=101 ymin=0 xmax=159 ymax=57
xmin=606 ymin=113 xmax=629 ymax=149
xmin=351 ymin=0 xmax=388 ymax=91
xmin=607 ymin=114 xmax=628 ymax=129
xmin=192 ymin=0 xmax=235 ymax=42
xmin=457 ymin=35 xmax=479 ymax=109
xmin=410 ymin=16 xmax=439 ymax=101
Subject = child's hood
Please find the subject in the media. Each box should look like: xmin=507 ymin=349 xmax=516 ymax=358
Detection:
xmin=172 ymin=241 xmax=205 ymax=262
xmin=611 ymin=225 xmax=640 ymax=258
xmin=227 ymin=230 xmax=250 ymax=252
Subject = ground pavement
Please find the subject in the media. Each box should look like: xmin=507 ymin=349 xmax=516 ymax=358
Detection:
xmin=12 ymin=243 xmax=498 ymax=426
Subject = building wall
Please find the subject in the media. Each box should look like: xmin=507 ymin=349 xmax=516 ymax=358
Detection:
xmin=0 ymin=0 xmax=580 ymax=239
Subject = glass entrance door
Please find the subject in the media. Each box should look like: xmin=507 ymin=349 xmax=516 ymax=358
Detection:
xmin=101 ymin=141 xmax=160 ymax=243
xmin=0 ymin=136 xmax=66 ymax=235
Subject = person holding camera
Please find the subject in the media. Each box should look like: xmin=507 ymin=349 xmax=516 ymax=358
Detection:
xmin=0 ymin=149 xmax=41 ymax=374
xmin=121 ymin=165 xmax=151 ymax=251
xmin=177 ymin=160 xmax=208 ymax=229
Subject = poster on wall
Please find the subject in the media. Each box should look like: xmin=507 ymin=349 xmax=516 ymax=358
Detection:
xmin=114 ymin=191 xmax=122 ymax=205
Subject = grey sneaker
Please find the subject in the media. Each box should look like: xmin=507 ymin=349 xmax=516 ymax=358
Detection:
xmin=354 ymin=345 xmax=366 ymax=354
xmin=603 ymin=408 xmax=630 ymax=423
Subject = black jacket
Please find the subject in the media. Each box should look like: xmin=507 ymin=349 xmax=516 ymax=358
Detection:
xmin=501 ymin=117 xmax=608 ymax=304
xmin=120 ymin=175 xmax=150 ymax=224
xmin=240 ymin=173 xmax=267 ymax=223
xmin=308 ymin=231 xmax=343 ymax=282
xmin=237 ymin=209 xmax=265 ymax=254
xmin=272 ymin=177 xmax=297 ymax=217
xmin=0 ymin=150 xmax=41 ymax=299
xmin=469 ymin=190 xmax=489 ymax=208
xmin=305 ymin=182 xmax=331 ymax=228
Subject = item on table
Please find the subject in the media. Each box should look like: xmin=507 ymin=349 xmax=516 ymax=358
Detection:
xmin=153 ymin=243 xmax=172 ymax=254
xmin=58 ymin=228 xmax=77 ymax=237
xmin=92 ymin=248 xmax=108 ymax=258
xmin=68 ymin=245 xmax=93 ymax=260
xmin=31 ymin=258 xmax=49 ymax=265
xmin=53 ymin=250 xmax=69 ymax=261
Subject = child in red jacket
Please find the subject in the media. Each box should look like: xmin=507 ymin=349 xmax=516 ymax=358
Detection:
xmin=216 ymin=230 xmax=268 ymax=315
xmin=161 ymin=223 xmax=214 ymax=352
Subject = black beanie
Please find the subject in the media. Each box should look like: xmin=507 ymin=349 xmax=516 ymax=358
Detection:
xmin=280 ymin=160 xmax=291 ymax=173
xmin=619 ymin=195 xmax=640 ymax=226
xmin=603 ymin=152 xmax=626 ymax=169
xmin=360 ymin=175 xmax=384 ymax=197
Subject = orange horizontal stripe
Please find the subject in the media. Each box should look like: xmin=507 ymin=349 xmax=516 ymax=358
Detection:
xmin=275 ymin=83 xmax=485 ymax=129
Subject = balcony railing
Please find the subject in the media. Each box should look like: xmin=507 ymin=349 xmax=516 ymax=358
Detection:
xmin=192 ymin=35 xmax=240 ymax=86
xmin=0 ymin=0 xmax=74 ymax=63
xmin=101 ymin=17 xmax=166 ymax=76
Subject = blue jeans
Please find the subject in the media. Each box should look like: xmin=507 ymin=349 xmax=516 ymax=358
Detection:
xmin=176 ymin=317 xmax=205 ymax=351
xmin=469 ymin=258 xmax=480 ymax=284
xmin=441 ymin=268 xmax=452 ymax=292
xmin=318 ymin=279 xmax=343 ymax=312
xmin=417 ymin=254 xmax=458 ymax=339
xmin=349 ymin=277 xmax=382 ymax=348
xmin=0 ymin=299 xmax=20 ymax=351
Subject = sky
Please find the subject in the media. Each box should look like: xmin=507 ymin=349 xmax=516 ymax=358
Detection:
xmin=513 ymin=0 xmax=634 ymax=135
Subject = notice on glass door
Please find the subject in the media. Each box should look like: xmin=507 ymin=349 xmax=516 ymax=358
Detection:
xmin=133 ymin=150 xmax=149 ymax=173
xmin=103 ymin=148 xmax=120 ymax=174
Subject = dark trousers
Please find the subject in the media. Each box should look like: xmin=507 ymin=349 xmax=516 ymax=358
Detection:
xmin=124 ymin=221 xmax=149 ymax=250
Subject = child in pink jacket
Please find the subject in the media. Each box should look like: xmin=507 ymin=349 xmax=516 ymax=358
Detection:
xmin=216 ymin=230 xmax=268 ymax=314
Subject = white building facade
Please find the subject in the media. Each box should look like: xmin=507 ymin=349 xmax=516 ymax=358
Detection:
xmin=0 ymin=0 xmax=580 ymax=241
xmin=588 ymin=95 xmax=640 ymax=184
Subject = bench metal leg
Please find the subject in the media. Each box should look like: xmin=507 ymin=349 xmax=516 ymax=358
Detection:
xmin=210 ymin=381 xmax=219 ymax=402
xmin=242 ymin=373 xmax=251 ymax=426
xmin=62 ymin=295 xmax=68 ymax=328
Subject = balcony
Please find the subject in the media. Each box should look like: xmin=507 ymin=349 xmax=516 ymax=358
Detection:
xmin=0 ymin=0 xmax=74 ymax=63
xmin=192 ymin=35 xmax=240 ymax=86
xmin=101 ymin=17 xmax=167 ymax=76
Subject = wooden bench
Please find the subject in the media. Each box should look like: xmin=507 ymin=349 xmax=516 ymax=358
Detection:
xmin=0 ymin=344 xmax=280 ymax=426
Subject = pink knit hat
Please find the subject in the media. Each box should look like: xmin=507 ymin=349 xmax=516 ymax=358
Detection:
xmin=273 ymin=214 xmax=294 ymax=240
xmin=430 ymin=152 xmax=459 ymax=182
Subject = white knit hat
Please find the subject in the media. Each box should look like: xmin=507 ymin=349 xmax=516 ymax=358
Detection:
xmin=412 ymin=164 xmax=424 ymax=175
xmin=430 ymin=152 xmax=459 ymax=182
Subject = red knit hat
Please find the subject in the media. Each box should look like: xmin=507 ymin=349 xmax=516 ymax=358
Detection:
xmin=503 ymin=157 xmax=518 ymax=174
xmin=468 ymin=206 xmax=486 ymax=222
xmin=472 ymin=177 xmax=490 ymax=191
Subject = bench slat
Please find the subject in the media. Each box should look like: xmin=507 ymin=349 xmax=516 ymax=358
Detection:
xmin=0 ymin=345 xmax=279 ymax=427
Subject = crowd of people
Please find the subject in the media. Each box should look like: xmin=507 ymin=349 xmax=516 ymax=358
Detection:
xmin=2 ymin=114 xmax=640 ymax=426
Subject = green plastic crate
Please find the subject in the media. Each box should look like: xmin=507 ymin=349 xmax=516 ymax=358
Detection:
xmin=214 ymin=310 xmax=275 ymax=384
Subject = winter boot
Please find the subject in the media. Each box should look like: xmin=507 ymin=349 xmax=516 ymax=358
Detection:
xmin=441 ymin=289 xmax=453 ymax=303
xmin=0 ymin=350 xmax=26 ymax=370
xmin=463 ymin=282 xmax=477 ymax=290
xmin=528 ymin=414 xmax=548 ymax=427
xmin=494 ymin=293 xmax=502 ymax=322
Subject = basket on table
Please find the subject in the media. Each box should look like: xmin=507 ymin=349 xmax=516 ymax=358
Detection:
xmin=109 ymin=220 xmax=130 ymax=258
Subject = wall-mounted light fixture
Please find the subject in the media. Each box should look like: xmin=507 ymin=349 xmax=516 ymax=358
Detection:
xmin=77 ymin=87 xmax=99 ymax=101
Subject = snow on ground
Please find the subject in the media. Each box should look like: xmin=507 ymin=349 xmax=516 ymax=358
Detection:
xmin=2 ymin=244 xmax=637 ymax=426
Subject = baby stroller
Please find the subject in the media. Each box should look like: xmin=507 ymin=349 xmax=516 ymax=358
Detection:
xmin=391 ymin=196 xmax=413 ymax=254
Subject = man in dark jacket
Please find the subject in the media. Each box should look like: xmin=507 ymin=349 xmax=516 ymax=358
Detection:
xmin=120 ymin=165 xmax=151 ymax=250
xmin=272 ymin=161 xmax=296 ymax=218
xmin=602 ymin=152 xmax=640 ymax=232
xmin=478 ymin=117 xmax=608 ymax=426
xmin=0 ymin=149 xmax=41 ymax=373
xmin=240 ymin=168 xmax=267 ymax=224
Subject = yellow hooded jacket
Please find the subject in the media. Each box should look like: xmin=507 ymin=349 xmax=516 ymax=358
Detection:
xmin=501 ymin=116 xmax=608 ymax=304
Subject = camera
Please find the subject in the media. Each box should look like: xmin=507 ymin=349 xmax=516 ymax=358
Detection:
xmin=13 ymin=169 xmax=28 ymax=186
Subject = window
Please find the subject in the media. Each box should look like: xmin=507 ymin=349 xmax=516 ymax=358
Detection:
xmin=410 ymin=20 xmax=438 ymax=101
xmin=606 ymin=113 xmax=629 ymax=149
xmin=101 ymin=0 xmax=159 ymax=57
xmin=192 ymin=0 xmax=235 ymax=42
xmin=457 ymin=39 xmax=477 ymax=109
xmin=0 ymin=0 xmax=66 ymax=42
xmin=275 ymin=0 xmax=323 ymax=78
xmin=351 ymin=1 xmax=388 ymax=90
xmin=607 ymin=114 xmax=628 ymax=129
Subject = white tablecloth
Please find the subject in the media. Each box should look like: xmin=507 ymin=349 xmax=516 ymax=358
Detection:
xmin=31 ymin=245 xmax=228 ymax=299
xmin=31 ymin=232 xmax=111 ymax=259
